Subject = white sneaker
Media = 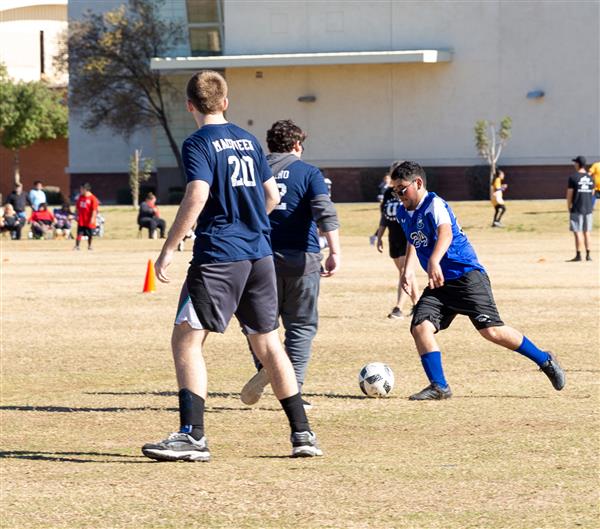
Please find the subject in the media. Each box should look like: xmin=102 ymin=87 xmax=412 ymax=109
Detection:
xmin=141 ymin=432 xmax=210 ymax=462
xmin=291 ymin=431 xmax=323 ymax=457
xmin=240 ymin=368 xmax=270 ymax=405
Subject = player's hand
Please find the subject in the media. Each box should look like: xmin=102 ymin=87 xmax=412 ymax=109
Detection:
xmin=427 ymin=260 xmax=444 ymax=289
xmin=376 ymin=237 xmax=384 ymax=253
xmin=401 ymin=271 xmax=414 ymax=297
xmin=321 ymin=253 xmax=340 ymax=277
xmin=155 ymin=249 xmax=174 ymax=283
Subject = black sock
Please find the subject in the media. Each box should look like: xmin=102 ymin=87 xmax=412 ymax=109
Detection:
xmin=280 ymin=393 xmax=310 ymax=433
xmin=178 ymin=388 xmax=205 ymax=440
xmin=576 ymin=251 xmax=581 ymax=258
xmin=586 ymin=250 xmax=590 ymax=258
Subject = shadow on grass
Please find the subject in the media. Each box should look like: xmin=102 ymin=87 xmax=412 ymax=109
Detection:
xmin=87 ymin=390 xmax=366 ymax=400
xmin=0 ymin=450 xmax=144 ymax=464
xmin=0 ymin=404 xmax=261 ymax=413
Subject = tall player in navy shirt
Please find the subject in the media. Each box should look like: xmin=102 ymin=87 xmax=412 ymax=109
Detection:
xmin=142 ymin=71 xmax=322 ymax=460
xmin=391 ymin=161 xmax=565 ymax=400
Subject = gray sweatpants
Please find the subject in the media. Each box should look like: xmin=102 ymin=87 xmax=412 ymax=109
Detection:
xmin=252 ymin=270 xmax=320 ymax=387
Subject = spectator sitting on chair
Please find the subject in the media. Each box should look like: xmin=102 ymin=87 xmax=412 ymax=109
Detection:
xmin=2 ymin=204 xmax=24 ymax=240
xmin=138 ymin=192 xmax=166 ymax=239
xmin=54 ymin=201 xmax=75 ymax=239
xmin=29 ymin=203 xmax=55 ymax=238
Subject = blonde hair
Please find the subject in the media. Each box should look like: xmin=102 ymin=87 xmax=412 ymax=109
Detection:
xmin=186 ymin=70 xmax=228 ymax=114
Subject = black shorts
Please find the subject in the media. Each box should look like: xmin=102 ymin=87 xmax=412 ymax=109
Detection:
xmin=175 ymin=256 xmax=279 ymax=335
xmin=411 ymin=270 xmax=504 ymax=332
xmin=77 ymin=226 xmax=93 ymax=237
xmin=388 ymin=226 xmax=408 ymax=259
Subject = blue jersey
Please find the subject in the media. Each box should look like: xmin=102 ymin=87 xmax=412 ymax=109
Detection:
xmin=396 ymin=192 xmax=485 ymax=280
xmin=269 ymin=157 xmax=329 ymax=253
xmin=182 ymin=123 xmax=273 ymax=264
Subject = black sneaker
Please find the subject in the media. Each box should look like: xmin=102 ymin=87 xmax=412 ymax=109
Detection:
xmin=387 ymin=307 xmax=404 ymax=319
xmin=290 ymin=431 xmax=323 ymax=457
xmin=567 ymin=255 xmax=582 ymax=262
xmin=586 ymin=255 xmax=592 ymax=262
xmin=142 ymin=432 xmax=211 ymax=462
xmin=539 ymin=353 xmax=566 ymax=391
xmin=409 ymin=383 xmax=452 ymax=401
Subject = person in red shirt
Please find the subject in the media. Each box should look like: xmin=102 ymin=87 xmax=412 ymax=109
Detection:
xmin=75 ymin=183 xmax=99 ymax=250
xmin=29 ymin=203 xmax=56 ymax=238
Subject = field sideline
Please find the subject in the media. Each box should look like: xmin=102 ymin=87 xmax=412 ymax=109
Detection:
xmin=1 ymin=200 xmax=599 ymax=529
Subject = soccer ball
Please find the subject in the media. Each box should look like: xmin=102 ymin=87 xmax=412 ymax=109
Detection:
xmin=358 ymin=362 xmax=394 ymax=397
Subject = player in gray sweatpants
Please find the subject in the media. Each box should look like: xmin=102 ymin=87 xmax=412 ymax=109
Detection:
xmin=241 ymin=119 xmax=341 ymax=407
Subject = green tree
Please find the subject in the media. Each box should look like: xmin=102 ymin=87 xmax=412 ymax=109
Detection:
xmin=474 ymin=116 xmax=512 ymax=188
xmin=0 ymin=63 xmax=68 ymax=184
xmin=60 ymin=0 xmax=185 ymax=183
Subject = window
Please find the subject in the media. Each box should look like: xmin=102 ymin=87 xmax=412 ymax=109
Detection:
xmin=186 ymin=0 xmax=224 ymax=56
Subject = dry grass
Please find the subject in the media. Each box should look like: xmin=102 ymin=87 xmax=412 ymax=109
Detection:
xmin=1 ymin=200 xmax=599 ymax=529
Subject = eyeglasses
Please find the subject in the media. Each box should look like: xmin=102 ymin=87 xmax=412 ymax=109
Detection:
xmin=391 ymin=181 xmax=415 ymax=199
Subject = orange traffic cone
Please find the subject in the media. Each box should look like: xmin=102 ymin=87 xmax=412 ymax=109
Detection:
xmin=143 ymin=259 xmax=156 ymax=293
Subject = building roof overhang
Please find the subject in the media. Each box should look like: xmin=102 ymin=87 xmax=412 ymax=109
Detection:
xmin=150 ymin=49 xmax=452 ymax=72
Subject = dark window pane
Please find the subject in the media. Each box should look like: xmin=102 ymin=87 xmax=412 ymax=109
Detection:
xmin=186 ymin=0 xmax=219 ymax=24
xmin=189 ymin=27 xmax=222 ymax=55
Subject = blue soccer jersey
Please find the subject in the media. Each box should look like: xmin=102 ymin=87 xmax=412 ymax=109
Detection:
xmin=396 ymin=192 xmax=485 ymax=280
xmin=181 ymin=123 xmax=274 ymax=264
xmin=269 ymin=158 xmax=330 ymax=253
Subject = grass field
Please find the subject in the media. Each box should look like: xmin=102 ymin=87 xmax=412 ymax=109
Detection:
xmin=1 ymin=200 xmax=599 ymax=529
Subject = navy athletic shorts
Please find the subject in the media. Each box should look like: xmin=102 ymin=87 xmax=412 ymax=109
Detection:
xmin=77 ymin=226 xmax=93 ymax=238
xmin=175 ymin=256 xmax=279 ymax=334
xmin=411 ymin=270 xmax=504 ymax=332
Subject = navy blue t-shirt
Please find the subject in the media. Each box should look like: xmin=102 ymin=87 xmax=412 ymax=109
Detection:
xmin=181 ymin=123 xmax=273 ymax=264
xmin=269 ymin=159 xmax=329 ymax=253
xmin=396 ymin=192 xmax=485 ymax=281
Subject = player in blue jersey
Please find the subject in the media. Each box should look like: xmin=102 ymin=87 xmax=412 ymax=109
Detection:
xmin=390 ymin=161 xmax=565 ymax=400
xmin=142 ymin=71 xmax=322 ymax=460
xmin=240 ymin=119 xmax=341 ymax=409
xmin=375 ymin=163 xmax=419 ymax=319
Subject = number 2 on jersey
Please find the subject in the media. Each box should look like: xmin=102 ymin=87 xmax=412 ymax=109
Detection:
xmin=229 ymin=155 xmax=256 ymax=187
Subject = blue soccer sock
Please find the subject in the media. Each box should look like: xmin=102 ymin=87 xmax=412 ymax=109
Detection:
xmin=514 ymin=336 xmax=550 ymax=366
xmin=420 ymin=351 xmax=448 ymax=389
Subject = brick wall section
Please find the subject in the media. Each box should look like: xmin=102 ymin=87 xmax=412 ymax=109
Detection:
xmin=0 ymin=138 xmax=68 ymax=201
xmin=322 ymin=165 xmax=573 ymax=202
xmin=61 ymin=164 xmax=575 ymax=204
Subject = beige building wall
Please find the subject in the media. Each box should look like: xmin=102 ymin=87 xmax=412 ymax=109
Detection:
xmin=206 ymin=0 xmax=598 ymax=168
xmin=0 ymin=0 xmax=67 ymax=85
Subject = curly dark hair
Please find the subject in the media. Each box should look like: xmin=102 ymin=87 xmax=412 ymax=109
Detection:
xmin=266 ymin=119 xmax=307 ymax=153
xmin=390 ymin=161 xmax=427 ymax=185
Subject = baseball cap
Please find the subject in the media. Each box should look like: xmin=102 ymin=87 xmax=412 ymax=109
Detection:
xmin=572 ymin=155 xmax=587 ymax=166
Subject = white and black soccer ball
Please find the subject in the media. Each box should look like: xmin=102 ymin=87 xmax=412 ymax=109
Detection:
xmin=358 ymin=362 xmax=394 ymax=397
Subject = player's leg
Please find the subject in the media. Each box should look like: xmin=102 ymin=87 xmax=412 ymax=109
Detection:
xmin=142 ymin=281 xmax=212 ymax=462
xmin=279 ymin=271 xmax=320 ymax=405
xmin=461 ymin=271 xmax=566 ymax=391
xmin=238 ymin=256 xmax=322 ymax=457
xmin=74 ymin=225 xmax=83 ymax=249
xmin=496 ymin=204 xmax=506 ymax=223
xmin=408 ymin=289 xmax=453 ymax=400
xmin=583 ymin=214 xmax=592 ymax=260
xmin=86 ymin=227 xmax=93 ymax=249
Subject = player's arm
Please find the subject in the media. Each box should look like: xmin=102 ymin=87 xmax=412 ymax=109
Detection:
xmin=375 ymin=223 xmax=386 ymax=253
xmin=155 ymin=180 xmax=209 ymax=283
xmin=566 ymin=188 xmax=574 ymax=212
xmin=311 ymin=192 xmax=341 ymax=276
xmin=263 ymin=176 xmax=280 ymax=214
xmin=427 ymin=223 xmax=452 ymax=289
xmin=401 ymin=244 xmax=418 ymax=296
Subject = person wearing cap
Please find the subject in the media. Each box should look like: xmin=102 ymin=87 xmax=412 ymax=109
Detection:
xmin=566 ymin=156 xmax=594 ymax=262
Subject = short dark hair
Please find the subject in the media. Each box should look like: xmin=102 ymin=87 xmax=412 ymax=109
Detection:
xmin=82 ymin=182 xmax=92 ymax=191
xmin=145 ymin=192 xmax=156 ymax=201
xmin=33 ymin=180 xmax=42 ymax=186
xmin=266 ymin=119 xmax=307 ymax=153
xmin=186 ymin=70 xmax=228 ymax=114
xmin=390 ymin=161 xmax=427 ymax=185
